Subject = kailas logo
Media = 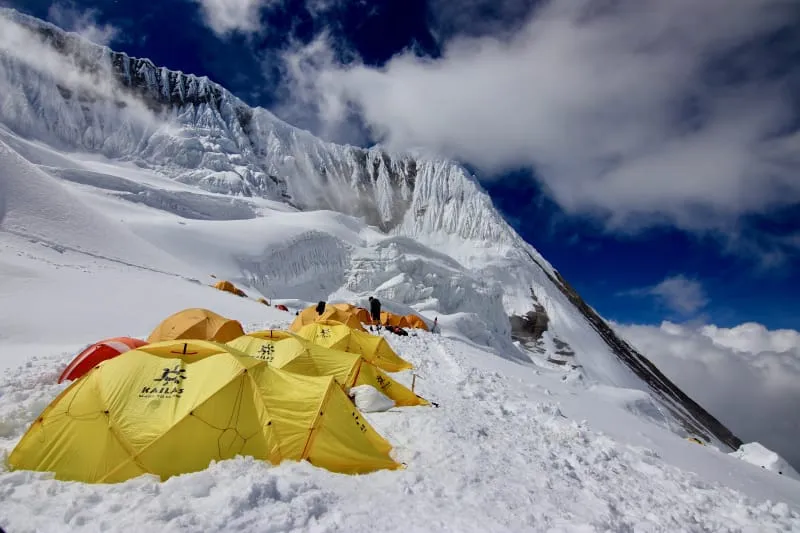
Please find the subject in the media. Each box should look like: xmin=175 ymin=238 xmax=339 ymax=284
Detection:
xmin=375 ymin=374 xmax=392 ymax=391
xmin=258 ymin=343 xmax=275 ymax=362
xmin=139 ymin=364 xmax=187 ymax=398
xmin=319 ymin=328 xmax=332 ymax=339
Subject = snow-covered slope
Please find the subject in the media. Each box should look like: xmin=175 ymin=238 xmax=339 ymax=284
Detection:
xmin=0 ymin=7 xmax=740 ymax=452
xmin=1 ymin=239 xmax=799 ymax=531
xmin=2 ymin=10 xmax=800 ymax=530
xmin=0 ymin=138 xmax=194 ymax=275
xmin=730 ymin=443 xmax=800 ymax=481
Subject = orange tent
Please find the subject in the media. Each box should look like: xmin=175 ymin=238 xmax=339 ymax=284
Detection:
xmin=380 ymin=312 xmax=411 ymax=328
xmin=289 ymin=304 xmax=367 ymax=332
xmin=147 ymin=308 xmax=245 ymax=344
xmin=213 ymin=280 xmax=247 ymax=297
xmin=405 ymin=315 xmax=429 ymax=331
xmin=332 ymin=303 xmax=372 ymax=324
xmin=58 ymin=337 xmax=148 ymax=383
xmin=355 ymin=308 xmax=372 ymax=324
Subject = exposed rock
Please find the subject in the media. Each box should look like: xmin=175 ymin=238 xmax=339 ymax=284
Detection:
xmin=552 ymin=338 xmax=575 ymax=357
xmin=547 ymin=269 xmax=742 ymax=450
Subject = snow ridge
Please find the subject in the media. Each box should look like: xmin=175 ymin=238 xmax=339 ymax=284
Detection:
xmin=238 ymin=230 xmax=353 ymax=302
xmin=0 ymin=8 xmax=533 ymax=254
xmin=0 ymin=7 xmax=743 ymax=450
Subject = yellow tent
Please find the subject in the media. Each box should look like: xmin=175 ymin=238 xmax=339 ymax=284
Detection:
xmin=147 ymin=308 xmax=244 ymax=344
xmin=289 ymin=305 xmax=366 ymax=333
xmin=213 ymin=280 xmax=247 ymax=297
xmin=405 ymin=315 xmax=429 ymax=331
xmin=294 ymin=320 xmax=413 ymax=372
xmin=228 ymin=330 xmax=427 ymax=407
xmin=331 ymin=303 xmax=373 ymax=324
xmin=8 ymin=340 xmax=401 ymax=483
xmin=332 ymin=303 xmax=356 ymax=311
xmin=380 ymin=312 xmax=412 ymax=328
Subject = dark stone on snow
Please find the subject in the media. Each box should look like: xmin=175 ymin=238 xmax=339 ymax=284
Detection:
xmin=520 ymin=251 xmax=742 ymax=451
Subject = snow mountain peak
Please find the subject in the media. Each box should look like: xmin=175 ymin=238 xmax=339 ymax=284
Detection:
xmin=0 ymin=7 xmax=741 ymax=452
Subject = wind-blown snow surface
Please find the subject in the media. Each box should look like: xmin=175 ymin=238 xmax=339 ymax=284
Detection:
xmin=1 ymin=130 xmax=800 ymax=532
xmin=2 ymin=269 xmax=800 ymax=532
xmin=730 ymin=443 xmax=800 ymax=482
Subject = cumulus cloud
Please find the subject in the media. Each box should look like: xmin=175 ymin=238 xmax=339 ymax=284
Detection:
xmin=279 ymin=0 xmax=800 ymax=237
xmin=616 ymin=320 xmax=800 ymax=470
xmin=193 ymin=0 xmax=278 ymax=37
xmin=702 ymin=322 xmax=800 ymax=354
xmin=620 ymin=275 xmax=709 ymax=317
xmin=46 ymin=2 xmax=119 ymax=46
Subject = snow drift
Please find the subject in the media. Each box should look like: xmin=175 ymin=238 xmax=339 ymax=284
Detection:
xmin=0 ymin=138 xmax=189 ymax=275
xmin=730 ymin=443 xmax=800 ymax=481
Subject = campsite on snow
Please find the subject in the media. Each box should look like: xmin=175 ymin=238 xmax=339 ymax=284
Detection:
xmin=0 ymin=7 xmax=799 ymax=533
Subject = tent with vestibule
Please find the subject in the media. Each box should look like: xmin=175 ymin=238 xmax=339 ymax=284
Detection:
xmin=293 ymin=320 xmax=413 ymax=373
xmin=8 ymin=340 xmax=401 ymax=483
xmin=227 ymin=330 xmax=426 ymax=406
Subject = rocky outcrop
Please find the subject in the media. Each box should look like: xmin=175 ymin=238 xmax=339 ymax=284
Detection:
xmin=510 ymin=288 xmax=549 ymax=345
xmin=547 ymin=269 xmax=742 ymax=449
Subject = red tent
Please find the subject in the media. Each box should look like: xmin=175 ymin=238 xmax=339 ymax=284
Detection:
xmin=276 ymin=304 xmax=289 ymax=312
xmin=58 ymin=337 xmax=148 ymax=383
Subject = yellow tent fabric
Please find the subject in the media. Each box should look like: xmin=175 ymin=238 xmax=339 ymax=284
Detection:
xmin=380 ymin=312 xmax=412 ymax=328
xmin=8 ymin=340 xmax=401 ymax=483
xmin=294 ymin=320 xmax=413 ymax=373
xmin=214 ymin=280 xmax=247 ymax=297
xmin=289 ymin=305 xmax=366 ymax=333
xmin=332 ymin=303 xmax=373 ymax=324
xmin=147 ymin=308 xmax=244 ymax=344
xmin=405 ymin=315 xmax=429 ymax=331
xmin=228 ymin=330 xmax=427 ymax=407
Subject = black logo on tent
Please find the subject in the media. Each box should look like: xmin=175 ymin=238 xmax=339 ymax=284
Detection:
xmin=139 ymin=365 xmax=187 ymax=399
xmin=258 ymin=343 xmax=275 ymax=363
xmin=155 ymin=365 xmax=187 ymax=383
xmin=375 ymin=374 xmax=392 ymax=392
xmin=320 ymin=328 xmax=331 ymax=338
xmin=351 ymin=411 xmax=367 ymax=433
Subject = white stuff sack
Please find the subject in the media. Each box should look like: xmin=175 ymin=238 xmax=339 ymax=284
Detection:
xmin=349 ymin=385 xmax=396 ymax=412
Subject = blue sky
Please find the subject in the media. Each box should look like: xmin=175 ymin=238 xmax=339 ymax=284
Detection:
xmin=7 ymin=0 xmax=799 ymax=329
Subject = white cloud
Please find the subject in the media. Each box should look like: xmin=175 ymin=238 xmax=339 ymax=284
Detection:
xmin=304 ymin=0 xmax=347 ymax=17
xmin=193 ymin=0 xmax=278 ymax=37
xmin=616 ymin=321 xmax=800 ymax=470
xmin=46 ymin=3 xmax=119 ymax=46
xmin=0 ymin=11 xmax=171 ymax=133
xmin=620 ymin=275 xmax=709 ymax=316
xmin=701 ymin=322 xmax=800 ymax=354
xmin=649 ymin=276 xmax=709 ymax=315
xmin=279 ymin=0 xmax=800 ymax=237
